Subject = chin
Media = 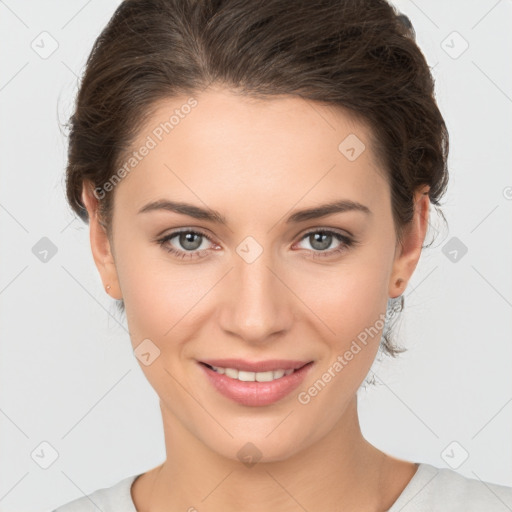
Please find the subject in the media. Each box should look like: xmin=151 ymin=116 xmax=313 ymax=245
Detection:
xmin=201 ymin=425 xmax=316 ymax=466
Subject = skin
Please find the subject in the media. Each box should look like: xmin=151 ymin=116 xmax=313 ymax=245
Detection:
xmin=82 ymin=86 xmax=430 ymax=511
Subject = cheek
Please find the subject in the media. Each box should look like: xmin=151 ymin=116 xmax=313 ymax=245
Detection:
xmin=115 ymin=254 xmax=229 ymax=389
xmin=290 ymin=252 xmax=391 ymax=345
xmin=293 ymin=264 xmax=390 ymax=418
xmin=112 ymin=234 xmax=203 ymax=338
xmin=121 ymin=268 xmax=207 ymax=346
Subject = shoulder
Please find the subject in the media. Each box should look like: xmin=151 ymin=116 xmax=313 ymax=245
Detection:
xmin=389 ymin=462 xmax=512 ymax=512
xmin=51 ymin=474 xmax=141 ymax=512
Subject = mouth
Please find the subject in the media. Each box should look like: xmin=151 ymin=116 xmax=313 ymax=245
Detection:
xmin=199 ymin=362 xmax=308 ymax=382
xmin=199 ymin=358 xmax=311 ymax=373
xmin=197 ymin=359 xmax=314 ymax=407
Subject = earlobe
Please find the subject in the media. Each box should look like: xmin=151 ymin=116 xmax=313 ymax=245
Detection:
xmin=81 ymin=182 xmax=122 ymax=299
xmin=388 ymin=185 xmax=430 ymax=299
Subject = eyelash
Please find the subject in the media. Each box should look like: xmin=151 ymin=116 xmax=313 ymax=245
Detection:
xmin=156 ymin=228 xmax=357 ymax=261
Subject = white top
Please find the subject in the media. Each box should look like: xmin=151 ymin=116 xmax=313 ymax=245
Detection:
xmin=51 ymin=462 xmax=512 ymax=511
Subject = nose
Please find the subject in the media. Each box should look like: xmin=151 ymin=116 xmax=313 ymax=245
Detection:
xmin=218 ymin=245 xmax=294 ymax=345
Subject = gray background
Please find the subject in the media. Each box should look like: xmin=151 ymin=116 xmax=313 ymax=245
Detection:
xmin=0 ymin=0 xmax=511 ymax=510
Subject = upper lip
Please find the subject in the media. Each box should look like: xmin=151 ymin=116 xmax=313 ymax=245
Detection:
xmin=199 ymin=358 xmax=312 ymax=373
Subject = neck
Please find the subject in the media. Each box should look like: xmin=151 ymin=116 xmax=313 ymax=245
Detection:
xmin=132 ymin=396 xmax=405 ymax=512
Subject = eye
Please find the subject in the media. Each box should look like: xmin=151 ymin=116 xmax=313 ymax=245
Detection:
xmin=156 ymin=228 xmax=357 ymax=261
xmin=156 ymin=229 xmax=216 ymax=260
xmin=294 ymin=229 xmax=356 ymax=259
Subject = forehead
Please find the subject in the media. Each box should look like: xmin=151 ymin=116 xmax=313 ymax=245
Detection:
xmin=113 ymin=87 xmax=389 ymax=218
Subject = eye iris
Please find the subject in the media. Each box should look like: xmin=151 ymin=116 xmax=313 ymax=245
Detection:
xmin=180 ymin=232 xmax=202 ymax=250
xmin=310 ymin=232 xmax=332 ymax=251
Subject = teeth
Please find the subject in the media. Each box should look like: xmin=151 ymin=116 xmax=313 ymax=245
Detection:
xmin=210 ymin=366 xmax=295 ymax=382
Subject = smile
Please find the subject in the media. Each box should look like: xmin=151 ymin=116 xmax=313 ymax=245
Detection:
xmin=204 ymin=364 xmax=295 ymax=382
xmin=197 ymin=360 xmax=314 ymax=407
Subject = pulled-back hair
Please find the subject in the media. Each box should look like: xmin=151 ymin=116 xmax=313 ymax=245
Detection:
xmin=64 ymin=0 xmax=449 ymax=357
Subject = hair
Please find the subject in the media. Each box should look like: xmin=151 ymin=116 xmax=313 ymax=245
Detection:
xmin=64 ymin=0 xmax=449 ymax=358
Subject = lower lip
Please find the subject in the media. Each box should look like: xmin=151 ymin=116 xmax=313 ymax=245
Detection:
xmin=198 ymin=361 xmax=314 ymax=407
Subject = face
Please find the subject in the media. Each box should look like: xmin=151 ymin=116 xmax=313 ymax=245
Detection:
xmin=83 ymin=86 xmax=428 ymax=463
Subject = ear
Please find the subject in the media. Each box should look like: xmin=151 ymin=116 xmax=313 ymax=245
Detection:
xmin=388 ymin=184 xmax=430 ymax=298
xmin=81 ymin=182 xmax=122 ymax=299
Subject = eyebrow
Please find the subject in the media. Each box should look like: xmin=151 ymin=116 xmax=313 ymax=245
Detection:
xmin=137 ymin=198 xmax=372 ymax=224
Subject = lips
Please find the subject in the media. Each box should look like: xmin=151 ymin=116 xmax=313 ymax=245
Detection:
xmin=198 ymin=358 xmax=310 ymax=373
xmin=197 ymin=358 xmax=315 ymax=407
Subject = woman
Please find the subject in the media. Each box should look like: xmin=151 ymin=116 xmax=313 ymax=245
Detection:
xmin=53 ymin=0 xmax=512 ymax=510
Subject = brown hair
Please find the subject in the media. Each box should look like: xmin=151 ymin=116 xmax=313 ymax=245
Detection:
xmin=64 ymin=0 xmax=449 ymax=357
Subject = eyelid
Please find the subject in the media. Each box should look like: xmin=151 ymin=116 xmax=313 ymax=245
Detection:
xmin=298 ymin=226 xmax=353 ymax=239
xmin=156 ymin=226 xmax=214 ymax=239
